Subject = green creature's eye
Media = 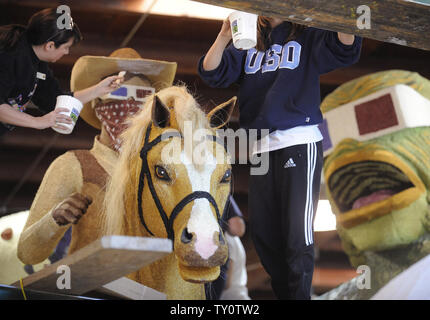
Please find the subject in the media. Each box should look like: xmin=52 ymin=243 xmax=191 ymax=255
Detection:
xmin=155 ymin=165 xmax=171 ymax=182
xmin=220 ymin=169 xmax=232 ymax=184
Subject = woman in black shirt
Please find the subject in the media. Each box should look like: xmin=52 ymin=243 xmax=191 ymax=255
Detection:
xmin=0 ymin=8 xmax=123 ymax=135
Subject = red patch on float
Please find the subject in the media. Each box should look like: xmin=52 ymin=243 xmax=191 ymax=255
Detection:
xmin=355 ymin=94 xmax=398 ymax=135
xmin=136 ymin=89 xmax=153 ymax=99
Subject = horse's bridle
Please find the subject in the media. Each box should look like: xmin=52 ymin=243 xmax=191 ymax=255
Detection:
xmin=137 ymin=122 xmax=230 ymax=242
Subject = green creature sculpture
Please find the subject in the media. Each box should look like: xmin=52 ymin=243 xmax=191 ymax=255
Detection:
xmin=317 ymin=70 xmax=430 ymax=299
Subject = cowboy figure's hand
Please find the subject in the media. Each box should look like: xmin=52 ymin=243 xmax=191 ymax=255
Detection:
xmin=52 ymin=193 xmax=93 ymax=226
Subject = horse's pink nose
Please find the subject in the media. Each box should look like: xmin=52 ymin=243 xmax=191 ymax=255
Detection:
xmin=181 ymin=227 xmax=217 ymax=259
xmin=195 ymin=234 xmax=218 ymax=260
xmin=181 ymin=227 xmax=225 ymax=246
xmin=179 ymin=226 xmax=227 ymax=262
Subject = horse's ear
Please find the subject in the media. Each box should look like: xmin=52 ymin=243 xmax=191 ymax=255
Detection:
xmin=207 ymin=96 xmax=237 ymax=129
xmin=151 ymin=95 xmax=171 ymax=128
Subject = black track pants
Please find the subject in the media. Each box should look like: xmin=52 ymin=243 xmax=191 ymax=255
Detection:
xmin=249 ymin=141 xmax=323 ymax=300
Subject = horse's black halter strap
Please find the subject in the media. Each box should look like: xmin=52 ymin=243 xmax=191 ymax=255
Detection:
xmin=137 ymin=123 xmax=227 ymax=242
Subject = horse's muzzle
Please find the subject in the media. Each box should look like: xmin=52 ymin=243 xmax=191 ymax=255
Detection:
xmin=175 ymin=227 xmax=228 ymax=268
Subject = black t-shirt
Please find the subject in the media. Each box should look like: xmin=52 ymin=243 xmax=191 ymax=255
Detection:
xmin=0 ymin=33 xmax=71 ymax=134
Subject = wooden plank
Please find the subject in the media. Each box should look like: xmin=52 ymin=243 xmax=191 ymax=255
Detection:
xmin=193 ymin=0 xmax=430 ymax=51
xmin=11 ymin=236 xmax=172 ymax=296
xmin=97 ymin=277 xmax=166 ymax=300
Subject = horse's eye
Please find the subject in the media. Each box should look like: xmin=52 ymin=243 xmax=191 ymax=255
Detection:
xmin=155 ymin=165 xmax=171 ymax=181
xmin=220 ymin=169 xmax=232 ymax=183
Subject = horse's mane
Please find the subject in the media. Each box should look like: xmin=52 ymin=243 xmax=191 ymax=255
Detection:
xmin=102 ymin=86 xmax=210 ymax=236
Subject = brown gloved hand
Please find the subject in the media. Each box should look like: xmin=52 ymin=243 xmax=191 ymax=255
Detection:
xmin=51 ymin=193 xmax=93 ymax=226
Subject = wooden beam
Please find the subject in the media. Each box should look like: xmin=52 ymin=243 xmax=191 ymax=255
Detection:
xmin=193 ymin=0 xmax=430 ymax=51
xmin=12 ymin=236 xmax=172 ymax=295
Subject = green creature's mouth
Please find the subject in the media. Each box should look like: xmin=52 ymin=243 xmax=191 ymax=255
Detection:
xmin=328 ymin=161 xmax=414 ymax=213
xmin=324 ymin=149 xmax=426 ymax=228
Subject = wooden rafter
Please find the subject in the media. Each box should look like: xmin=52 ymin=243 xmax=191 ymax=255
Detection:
xmin=193 ymin=0 xmax=430 ymax=51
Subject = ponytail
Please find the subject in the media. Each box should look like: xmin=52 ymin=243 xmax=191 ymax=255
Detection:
xmin=0 ymin=25 xmax=27 ymax=51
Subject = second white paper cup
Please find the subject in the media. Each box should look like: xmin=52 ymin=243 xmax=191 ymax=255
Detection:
xmin=229 ymin=11 xmax=258 ymax=50
xmin=52 ymin=95 xmax=83 ymax=134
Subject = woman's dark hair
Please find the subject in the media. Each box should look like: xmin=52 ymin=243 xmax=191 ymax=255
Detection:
xmin=256 ymin=16 xmax=306 ymax=52
xmin=0 ymin=8 xmax=82 ymax=51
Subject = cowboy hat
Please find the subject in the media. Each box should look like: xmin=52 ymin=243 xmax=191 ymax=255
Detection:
xmin=70 ymin=48 xmax=177 ymax=129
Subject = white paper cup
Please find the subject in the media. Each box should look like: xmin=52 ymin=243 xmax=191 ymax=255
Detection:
xmin=228 ymin=11 xmax=258 ymax=50
xmin=52 ymin=95 xmax=83 ymax=134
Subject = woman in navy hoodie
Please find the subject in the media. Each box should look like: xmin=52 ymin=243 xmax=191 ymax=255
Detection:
xmin=198 ymin=16 xmax=362 ymax=300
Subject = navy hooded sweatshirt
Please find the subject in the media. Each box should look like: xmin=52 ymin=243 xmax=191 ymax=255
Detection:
xmin=198 ymin=22 xmax=362 ymax=132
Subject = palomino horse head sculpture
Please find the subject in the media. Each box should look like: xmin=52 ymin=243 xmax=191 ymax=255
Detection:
xmin=103 ymin=86 xmax=236 ymax=299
